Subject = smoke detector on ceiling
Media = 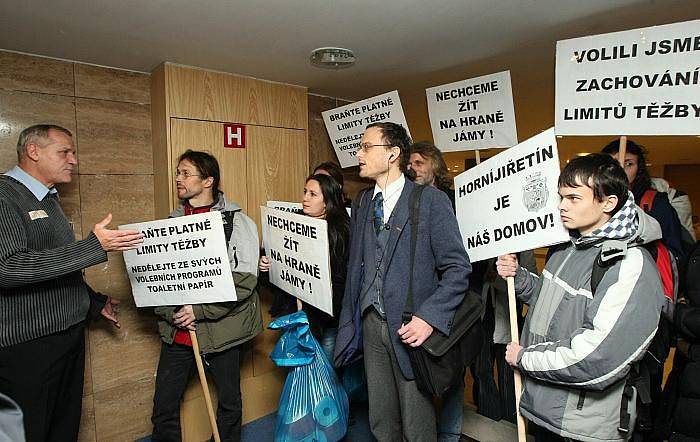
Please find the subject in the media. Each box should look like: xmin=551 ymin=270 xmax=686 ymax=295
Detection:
xmin=310 ymin=47 xmax=356 ymax=69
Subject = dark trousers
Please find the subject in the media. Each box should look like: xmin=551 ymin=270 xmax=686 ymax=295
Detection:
xmin=468 ymin=292 xmax=503 ymax=422
xmin=0 ymin=322 xmax=85 ymax=442
xmin=494 ymin=343 xmax=517 ymax=423
xmin=362 ymin=309 xmax=436 ymax=442
xmin=151 ymin=342 xmax=242 ymax=442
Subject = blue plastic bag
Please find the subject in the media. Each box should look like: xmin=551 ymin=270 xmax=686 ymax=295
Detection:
xmin=269 ymin=311 xmax=349 ymax=442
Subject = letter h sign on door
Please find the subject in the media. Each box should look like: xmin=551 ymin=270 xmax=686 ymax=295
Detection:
xmin=224 ymin=123 xmax=246 ymax=148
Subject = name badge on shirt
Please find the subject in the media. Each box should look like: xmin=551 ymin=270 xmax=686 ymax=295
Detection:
xmin=28 ymin=210 xmax=48 ymax=220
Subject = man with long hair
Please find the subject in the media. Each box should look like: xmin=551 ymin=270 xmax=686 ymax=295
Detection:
xmin=409 ymin=141 xmax=453 ymax=196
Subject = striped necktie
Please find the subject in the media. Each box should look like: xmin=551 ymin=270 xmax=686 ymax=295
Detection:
xmin=373 ymin=192 xmax=384 ymax=234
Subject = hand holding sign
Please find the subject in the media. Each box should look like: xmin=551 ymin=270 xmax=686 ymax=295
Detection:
xmin=505 ymin=342 xmax=524 ymax=367
xmin=259 ymin=256 xmax=272 ymax=273
xmin=496 ymin=254 xmax=519 ymax=278
xmin=173 ymin=305 xmax=196 ymax=330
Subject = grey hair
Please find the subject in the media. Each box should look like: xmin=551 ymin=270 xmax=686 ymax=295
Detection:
xmin=17 ymin=124 xmax=72 ymax=161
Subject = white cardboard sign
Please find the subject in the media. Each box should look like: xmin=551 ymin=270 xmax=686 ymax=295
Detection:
xmin=455 ymin=128 xmax=569 ymax=262
xmin=322 ymin=90 xmax=410 ymax=168
xmin=555 ymin=19 xmax=700 ymax=135
xmin=121 ymin=212 xmax=237 ymax=307
xmin=261 ymin=207 xmax=333 ymax=315
xmin=426 ymin=71 xmax=518 ymax=151
xmin=266 ymin=200 xmax=302 ymax=213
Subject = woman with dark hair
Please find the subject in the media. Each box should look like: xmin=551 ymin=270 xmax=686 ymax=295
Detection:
xmin=260 ymin=173 xmax=350 ymax=359
xmin=314 ymin=161 xmax=352 ymax=208
xmin=313 ymin=162 xmax=344 ymax=190
xmin=602 ymin=139 xmax=684 ymax=260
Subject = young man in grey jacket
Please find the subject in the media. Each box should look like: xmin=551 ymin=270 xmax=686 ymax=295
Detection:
xmin=497 ymin=153 xmax=664 ymax=442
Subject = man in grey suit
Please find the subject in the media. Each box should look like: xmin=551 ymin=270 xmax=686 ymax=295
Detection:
xmin=334 ymin=122 xmax=471 ymax=441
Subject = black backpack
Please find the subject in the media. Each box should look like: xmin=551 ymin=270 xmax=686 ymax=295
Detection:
xmin=589 ymin=243 xmax=669 ymax=435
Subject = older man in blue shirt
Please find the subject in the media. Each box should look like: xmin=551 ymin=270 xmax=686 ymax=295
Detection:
xmin=0 ymin=124 xmax=143 ymax=442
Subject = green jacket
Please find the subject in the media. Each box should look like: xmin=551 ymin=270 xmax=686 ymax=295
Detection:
xmin=155 ymin=193 xmax=264 ymax=353
xmin=155 ymin=271 xmax=263 ymax=354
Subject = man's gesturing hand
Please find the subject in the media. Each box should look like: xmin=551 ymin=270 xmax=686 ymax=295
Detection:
xmin=93 ymin=213 xmax=144 ymax=252
xmin=100 ymin=297 xmax=121 ymax=328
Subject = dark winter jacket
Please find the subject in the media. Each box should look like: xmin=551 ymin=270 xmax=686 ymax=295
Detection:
xmin=669 ymin=300 xmax=700 ymax=440
xmin=633 ymin=186 xmax=685 ymax=262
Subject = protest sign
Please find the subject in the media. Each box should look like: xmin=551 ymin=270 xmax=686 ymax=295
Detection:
xmin=261 ymin=207 xmax=333 ymax=315
xmin=426 ymin=71 xmax=518 ymax=151
xmin=267 ymin=200 xmax=302 ymax=213
xmin=455 ymin=128 xmax=569 ymax=262
xmin=556 ymin=19 xmax=700 ymax=135
xmin=322 ymin=90 xmax=410 ymax=168
xmin=120 ymin=211 xmax=236 ymax=307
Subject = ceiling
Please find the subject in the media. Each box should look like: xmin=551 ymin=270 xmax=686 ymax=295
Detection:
xmin=1 ymin=0 xmax=698 ymax=168
xmin=0 ymin=0 xmax=696 ymax=99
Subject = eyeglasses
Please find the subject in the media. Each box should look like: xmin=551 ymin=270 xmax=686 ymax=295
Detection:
xmin=356 ymin=143 xmax=393 ymax=154
xmin=175 ymin=170 xmax=202 ymax=179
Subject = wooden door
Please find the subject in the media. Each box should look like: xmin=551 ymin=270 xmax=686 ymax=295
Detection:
xmin=246 ymin=125 xmax=308 ymax=233
xmin=169 ymin=118 xmax=248 ymax=213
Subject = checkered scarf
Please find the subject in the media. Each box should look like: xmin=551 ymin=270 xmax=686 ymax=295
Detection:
xmin=575 ymin=191 xmax=638 ymax=248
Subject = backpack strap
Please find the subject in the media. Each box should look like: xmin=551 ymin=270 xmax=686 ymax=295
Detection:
xmin=175 ymin=209 xmax=237 ymax=245
xmin=402 ymin=184 xmax=427 ymax=323
xmin=545 ymin=241 xmax=568 ymax=263
xmin=618 ymin=363 xmax=652 ymax=434
xmin=222 ymin=210 xmax=238 ymax=268
xmin=351 ymin=186 xmax=373 ymax=231
xmin=355 ymin=186 xmax=373 ymax=210
xmin=590 ymin=251 xmax=611 ymax=296
xmin=590 ymin=240 xmax=627 ymax=295
xmin=222 ymin=210 xmax=236 ymax=244
xmin=640 ymin=189 xmax=657 ymax=213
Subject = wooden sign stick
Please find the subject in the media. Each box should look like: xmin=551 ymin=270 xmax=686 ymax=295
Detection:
xmin=618 ymin=135 xmax=628 ymax=167
xmin=475 ymin=148 xmax=527 ymax=440
xmin=507 ymin=276 xmax=528 ymax=442
xmin=189 ymin=330 xmax=222 ymax=442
